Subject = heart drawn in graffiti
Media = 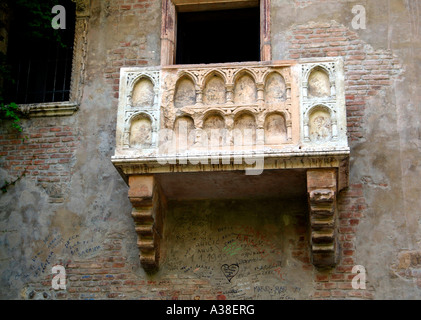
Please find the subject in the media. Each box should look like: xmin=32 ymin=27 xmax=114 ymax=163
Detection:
xmin=221 ymin=264 xmax=239 ymax=282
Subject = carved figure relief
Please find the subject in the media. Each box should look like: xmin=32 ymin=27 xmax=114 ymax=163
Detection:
xmin=309 ymin=108 xmax=332 ymax=142
xmin=130 ymin=116 xmax=152 ymax=148
xmin=264 ymin=113 xmax=287 ymax=145
xmin=174 ymin=76 xmax=196 ymax=108
xmin=308 ymin=69 xmax=331 ymax=98
xmin=118 ymin=64 xmax=303 ymax=153
xmin=265 ymin=72 xmax=286 ymax=103
xmin=203 ymin=75 xmax=226 ymax=105
xmin=234 ymin=113 xmax=257 ymax=146
xmin=132 ymin=78 xmax=155 ymax=107
xmin=234 ymin=73 xmax=257 ymax=105
xmin=174 ymin=116 xmax=195 ymax=150
xmin=203 ymin=114 xmax=226 ymax=147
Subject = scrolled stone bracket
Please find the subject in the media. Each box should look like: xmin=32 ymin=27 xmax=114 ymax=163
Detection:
xmin=307 ymin=169 xmax=339 ymax=268
xmin=128 ymin=175 xmax=167 ymax=271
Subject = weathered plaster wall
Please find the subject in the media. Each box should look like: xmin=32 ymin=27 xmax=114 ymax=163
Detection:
xmin=0 ymin=0 xmax=420 ymax=299
xmin=271 ymin=0 xmax=421 ymax=298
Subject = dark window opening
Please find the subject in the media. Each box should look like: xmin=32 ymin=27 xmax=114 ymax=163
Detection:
xmin=6 ymin=0 xmax=76 ymax=104
xmin=176 ymin=7 xmax=260 ymax=65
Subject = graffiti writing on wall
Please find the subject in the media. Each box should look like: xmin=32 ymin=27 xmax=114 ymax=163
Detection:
xmin=221 ymin=264 xmax=239 ymax=282
xmin=11 ymin=231 xmax=102 ymax=281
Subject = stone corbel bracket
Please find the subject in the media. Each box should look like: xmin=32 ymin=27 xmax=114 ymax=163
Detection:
xmin=307 ymin=169 xmax=338 ymax=268
xmin=128 ymin=176 xmax=167 ymax=271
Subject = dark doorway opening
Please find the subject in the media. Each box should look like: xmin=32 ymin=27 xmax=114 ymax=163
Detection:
xmin=176 ymin=7 xmax=260 ymax=65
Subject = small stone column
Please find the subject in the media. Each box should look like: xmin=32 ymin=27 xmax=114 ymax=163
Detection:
xmin=307 ymin=169 xmax=338 ymax=268
xmin=260 ymin=0 xmax=271 ymax=61
xmin=160 ymin=0 xmax=176 ymax=66
xmin=128 ymin=175 xmax=166 ymax=271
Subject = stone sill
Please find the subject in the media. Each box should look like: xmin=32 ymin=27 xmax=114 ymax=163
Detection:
xmin=112 ymin=148 xmax=350 ymax=190
xmin=18 ymin=101 xmax=79 ymax=118
xmin=112 ymin=148 xmax=350 ymax=165
xmin=112 ymin=146 xmax=350 ymax=161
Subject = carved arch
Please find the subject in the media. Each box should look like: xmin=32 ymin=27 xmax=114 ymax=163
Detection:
xmin=233 ymin=70 xmax=258 ymax=105
xmin=304 ymin=104 xmax=338 ymax=142
xmin=303 ymin=65 xmax=335 ymax=85
xmin=128 ymin=113 xmax=155 ymax=148
xmin=130 ymin=76 xmax=156 ymax=108
xmin=264 ymin=112 xmax=289 ymax=144
xmin=129 ymin=73 xmax=159 ymax=91
xmin=202 ymin=71 xmax=227 ymax=105
xmin=264 ymin=71 xmax=287 ymax=103
xmin=304 ymin=104 xmax=335 ymax=125
xmin=176 ymin=71 xmax=199 ymax=88
xmin=232 ymin=68 xmax=258 ymax=84
xmin=174 ymin=74 xmax=197 ymax=107
xmin=233 ymin=109 xmax=257 ymax=124
xmin=303 ymin=64 xmax=336 ymax=99
xmin=233 ymin=111 xmax=257 ymax=146
xmin=174 ymin=115 xmax=196 ymax=150
xmin=201 ymin=69 xmax=228 ymax=88
xmin=203 ymin=108 xmax=227 ymax=120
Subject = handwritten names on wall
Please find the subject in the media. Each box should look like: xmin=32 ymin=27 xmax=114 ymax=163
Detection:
xmin=161 ymin=199 xmax=313 ymax=300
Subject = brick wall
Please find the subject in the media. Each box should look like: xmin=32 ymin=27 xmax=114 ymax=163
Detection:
xmin=287 ymin=20 xmax=404 ymax=299
xmin=312 ymin=183 xmax=374 ymax=299
xmin=288 ymin=20 xmax=403 ymax=142
xmin=26 ymin=233 xmax=221 ymax=300
xmin=119 ymin=0 xmax=154 ymax=12
xmin=0 ymin=119 xmax=78 ymax=203
xmin=104 ymin=0 xmax=158 ymax=100
xmin=25 ymin=200 xmax=313 ymax=300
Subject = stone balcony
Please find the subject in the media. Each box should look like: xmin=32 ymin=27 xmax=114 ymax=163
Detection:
xmin=111 ymin=58 xmax=350 ymax=270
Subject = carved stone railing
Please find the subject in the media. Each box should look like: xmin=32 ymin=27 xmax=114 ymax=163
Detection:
xmin=112 ymin=58 xmax=350 ymax=270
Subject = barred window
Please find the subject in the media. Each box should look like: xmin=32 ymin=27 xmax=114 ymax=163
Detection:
xmin=6 ymin=0 xmax=76 ymax=104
